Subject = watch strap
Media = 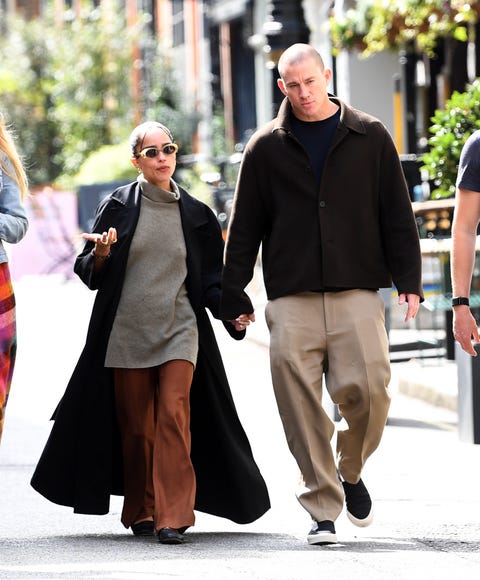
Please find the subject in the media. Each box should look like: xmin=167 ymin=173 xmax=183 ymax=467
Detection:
xmin=452 ymin=296 xmax=470 ymax=307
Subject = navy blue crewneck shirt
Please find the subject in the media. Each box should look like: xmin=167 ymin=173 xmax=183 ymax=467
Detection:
xmin=290 ymin=108 xmax=340 ymax=185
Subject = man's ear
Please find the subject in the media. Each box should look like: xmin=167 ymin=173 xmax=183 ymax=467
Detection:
xmin=324 ymin=67 xmax=333 ymax=86
xmin=277 ymin=77 xmax=287 ymax=97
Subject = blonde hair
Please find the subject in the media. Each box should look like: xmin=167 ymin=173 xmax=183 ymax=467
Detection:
xmin=0 ymin=112 xmax=28 ymax=199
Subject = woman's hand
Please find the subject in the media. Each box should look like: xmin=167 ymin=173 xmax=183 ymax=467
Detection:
xmin=82 ymin=227 xmax=117 ymax=258
xmin=229 ymin=313 xmax=255 ymax=332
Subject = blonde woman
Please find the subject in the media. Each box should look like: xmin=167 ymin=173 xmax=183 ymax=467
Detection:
xmin=0 ymin=113 xmax=29 ymax=443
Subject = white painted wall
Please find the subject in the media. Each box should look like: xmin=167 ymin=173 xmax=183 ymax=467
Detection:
xmin=337 ymin=50 xmax=401 ymax=136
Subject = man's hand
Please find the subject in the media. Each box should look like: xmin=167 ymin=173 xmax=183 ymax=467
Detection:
xmin=453 ymin=306 xmax=479 ymax=356
xmin=398 ymin=293 xmax=420 ymax=322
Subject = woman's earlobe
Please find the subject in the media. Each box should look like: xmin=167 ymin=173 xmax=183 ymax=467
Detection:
xmin=131 ymin=158 xmax=140 ymax=172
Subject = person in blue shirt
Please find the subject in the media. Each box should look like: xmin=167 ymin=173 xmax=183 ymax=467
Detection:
xmin=0 ymin=112 xmax=29 ymax=444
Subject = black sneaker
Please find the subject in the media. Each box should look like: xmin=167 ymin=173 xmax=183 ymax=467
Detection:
xmin=307 ymin=520 xmax=337 ymax=545
xmin=342 ymin=478 xmax=373 ymax=527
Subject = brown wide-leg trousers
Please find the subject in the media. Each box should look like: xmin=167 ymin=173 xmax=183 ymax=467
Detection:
xmin=113 ymin=360 xmax=196 ymax=531
xmin=265 ymin=290 xmax=391 ymax=523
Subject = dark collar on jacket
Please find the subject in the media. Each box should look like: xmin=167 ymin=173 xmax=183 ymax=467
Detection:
xmin=272 ymin=95 xmax=367 ymax=136
xmin=110 ymin=181 xmax=141 ymax=207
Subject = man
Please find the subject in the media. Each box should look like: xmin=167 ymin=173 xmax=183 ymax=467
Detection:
xmin=221 ymin=44 xmax=423 ymax=545
xmin=451 ymin=130 xmax=480 ymax=355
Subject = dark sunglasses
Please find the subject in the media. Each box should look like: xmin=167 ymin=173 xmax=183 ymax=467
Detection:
xmin=137 ymin=143 xmax=179 ymax=158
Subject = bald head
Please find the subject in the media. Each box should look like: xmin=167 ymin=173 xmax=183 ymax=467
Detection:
xmin=277 ymin=44 xmax=325 ymax=79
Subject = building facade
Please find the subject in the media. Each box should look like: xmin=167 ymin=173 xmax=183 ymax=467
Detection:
xmin=3 ymin=0 xmax=476 ymax=160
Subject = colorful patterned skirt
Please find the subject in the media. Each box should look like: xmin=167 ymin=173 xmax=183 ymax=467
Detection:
xmin=0 ymin=261 xmax=16 ymax=444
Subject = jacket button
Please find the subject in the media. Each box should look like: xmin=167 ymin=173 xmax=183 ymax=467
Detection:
xmin=319 ymin=201 xmax=326 ymax=208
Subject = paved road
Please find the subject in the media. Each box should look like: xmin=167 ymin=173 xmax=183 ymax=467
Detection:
xmin=1 ymin=276 xmax=480 ymax=579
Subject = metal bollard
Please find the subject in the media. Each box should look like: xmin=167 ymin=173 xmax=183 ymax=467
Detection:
xmin=455 ymin=342 xmax=480 ymax=444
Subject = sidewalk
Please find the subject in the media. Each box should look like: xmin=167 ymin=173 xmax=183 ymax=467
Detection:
xmin=3 ymin=275 xmax=480 ymax=579
xmin=394 ymin=357 xmax=457 ymax=412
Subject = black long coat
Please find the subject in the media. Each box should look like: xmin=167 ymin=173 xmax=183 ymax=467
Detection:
xmin=30 ymin=181 xmax=270 ymax=524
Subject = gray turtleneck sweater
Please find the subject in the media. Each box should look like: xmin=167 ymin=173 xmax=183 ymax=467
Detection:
xmin=105 ymin=177 xmax=198 ymax=368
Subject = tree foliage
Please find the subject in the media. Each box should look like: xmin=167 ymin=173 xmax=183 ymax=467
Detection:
xmin=46 ymin=6 xmax=135 ymax=179
xmin=0 ymin=1 xmax=197 ymax=187
xmin=421 ymin=79 xmax=480 ymax=197
xmin=329 ymin=0 xmax=480 ymax=57
xmin=0 ymin=3 xmax=135 ymax=185
xmin=137 ymin=36 xmax=200 ymax=153
xmin=0 ymin=16 xmax=60 ymax=185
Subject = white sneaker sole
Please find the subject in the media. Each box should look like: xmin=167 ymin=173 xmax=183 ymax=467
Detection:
xmin=307 ymin=531 xmax=337 ymax=545
xmin=346 ymin=508 xmax=374 ymax=527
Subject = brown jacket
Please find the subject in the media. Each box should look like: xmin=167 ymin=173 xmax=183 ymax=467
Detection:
xmin=221 ymin=96 xmax=423 ymax=319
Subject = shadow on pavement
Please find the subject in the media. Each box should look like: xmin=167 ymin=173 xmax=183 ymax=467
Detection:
xmin=1 ymin=531 xmax=479 ymax=556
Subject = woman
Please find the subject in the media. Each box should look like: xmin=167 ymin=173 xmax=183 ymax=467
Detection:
xmin=31 ymin=121 xmax=270 ymax=544
xmin=0 ymin=113 xmax=28 ymax=444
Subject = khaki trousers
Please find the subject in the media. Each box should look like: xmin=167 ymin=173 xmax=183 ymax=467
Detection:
xmin=265 ymin=290 xmax=391 ymax=522
xmin=113 ymin=361 xmax=196 ymax=531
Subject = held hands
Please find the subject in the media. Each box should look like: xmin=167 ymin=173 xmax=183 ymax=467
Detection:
xmin=229 ymin=313 xmax=255 ymax=332
xmin=82 ymin=227 xmax=117 ymax=258
xmin=453 ymin=306 xmax=479 ymax=356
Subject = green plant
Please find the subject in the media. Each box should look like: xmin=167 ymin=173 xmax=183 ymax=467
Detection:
xmin=329 ymin=0 xmax=479 ymax=57
xmin=0 ymin=15 xmax=61 ymax=184
xmin=0 ymin=1 xmax=198 ymax=187
xmin=174 ymin=162 xmax=214 ymax=206
xmin=421 ymin=79 xmax=480 ymax=198
xmin=0 ymin=2 xmax=135 ymax=185
xmin=56 ymin=140 xmax=137 ymax=190
xmin=329 ymin=1 xmax=374 ymax=55
xmin=210 ymin=104 xmax=228 ymax=158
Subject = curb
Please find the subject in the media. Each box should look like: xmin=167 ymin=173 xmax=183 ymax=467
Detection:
xmin=394 ymin=360 xmax=458 ymax=412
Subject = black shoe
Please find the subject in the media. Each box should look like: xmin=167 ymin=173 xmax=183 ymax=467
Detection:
xmin=342 ymin=478 xmax=373 ymax=527
xmin=131 ymin=520 xmax=155 ymax=536
xmin=157 ymin=527 xmax=184 ymax=545
xmin=307 ymin=520 xmax=337 ymax=545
